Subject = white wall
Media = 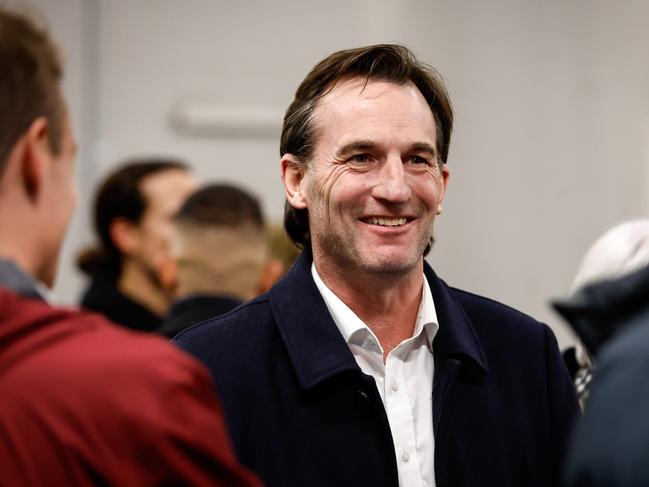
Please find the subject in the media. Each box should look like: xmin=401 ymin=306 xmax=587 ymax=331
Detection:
xmin=15 ymin=0 xmax=649 ymax=348
xmin=11 ymin=0 xmax=99 ymax=305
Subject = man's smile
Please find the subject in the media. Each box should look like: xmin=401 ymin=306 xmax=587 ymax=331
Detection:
xmin=362 ymin=216 xmax=409 ymax=227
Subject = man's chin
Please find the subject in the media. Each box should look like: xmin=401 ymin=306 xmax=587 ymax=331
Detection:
xmin=359 ymin=254 xmax=422 ymax=276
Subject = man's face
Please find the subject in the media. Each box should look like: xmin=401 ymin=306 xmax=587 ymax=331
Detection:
xmin=292 ymin=78 xmax=449 ymax=277
xmin=132 ymin=169 xmax=197 ymax=275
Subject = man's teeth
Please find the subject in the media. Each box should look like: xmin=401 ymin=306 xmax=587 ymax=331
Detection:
xmin=366 ymin=217 xmax=407 ymax=227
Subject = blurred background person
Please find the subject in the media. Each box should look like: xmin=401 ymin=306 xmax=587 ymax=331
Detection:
xmin=570 ymin=219 xmax=649 ymax=293
xmin=560 ymin=219 xmax=649 ymax=405
xmin=553 ymin=220 xmax=649 ymax=486
xmin=265 ymin=222 xmax=300 ymax=275
xmin=0 ymin=6 xmax=260 ymax=486
xmin=77 ymin=159 xmax=197 ymax=331
xmin=159 ymin=183 xmax=283 ymax=338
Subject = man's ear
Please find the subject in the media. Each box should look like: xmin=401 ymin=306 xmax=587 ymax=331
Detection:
xmin=435 ymin=164 xmax=451 ymax=215
xmin=281 ymin=154 xmax=308 ymax=209
xmin=109 ymin=217 xmax=139 ymax=255
xmin=22 ymin=117 xmax=51 ymax=200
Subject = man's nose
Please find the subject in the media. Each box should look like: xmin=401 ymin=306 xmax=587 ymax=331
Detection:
xmin=370 ymin=156 xmax=412 ymax=203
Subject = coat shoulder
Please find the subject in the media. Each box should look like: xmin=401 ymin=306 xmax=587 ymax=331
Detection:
xmin=448 ymin=286 xmax=550 ymax=343
xmin=175 ymin=295 xmax=272 ymax=337
xmin=173 ymin=295 xmax=276 ymax=365
xmin=451 ymin=286 xmax=541 ymax=323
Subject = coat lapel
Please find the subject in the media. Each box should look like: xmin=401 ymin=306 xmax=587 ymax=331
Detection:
xmin=424 ymin=263 xmax=488 ymax=434
xmin=268 ymin=250 xmax=361 ymax=390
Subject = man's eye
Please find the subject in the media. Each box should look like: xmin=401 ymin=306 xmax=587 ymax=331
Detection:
xmin=350 ymin=154 xmax=370 ymax=163
xmin=408 ymin=155 xmax=429 ymax=165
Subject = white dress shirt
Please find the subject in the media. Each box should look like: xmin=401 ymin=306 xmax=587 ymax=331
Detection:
xmin=312 ymin=264 xmax=439 ymax=487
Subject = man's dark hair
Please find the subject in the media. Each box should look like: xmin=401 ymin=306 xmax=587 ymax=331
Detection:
xmin=0 ymin=7 xmax=64 ymax=172
xmin=176 ymin=183 xmax=264 ymax=230
xmin=77 ymin=158 xmax=188 ymax=278
xmin=280 ymin=43 xmax=453 ymax=249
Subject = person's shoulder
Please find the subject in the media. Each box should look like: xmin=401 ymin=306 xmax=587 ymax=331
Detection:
xmin=2 ymin=300 xmax=212 ymax=419
xmin=173 ymin=293 xmax=283 ymax=375
xmin=35 ymin=307 xmax=205 ymax=382
xmin=174 ymin=294 xmax=273 ymax=343
xmin=450 ymin=286 xmax=537 ymax=320
xmin=598 ymin=307 xmax=649 ymax=367
xmin=448 ymin=286 xmax=548 ymax=338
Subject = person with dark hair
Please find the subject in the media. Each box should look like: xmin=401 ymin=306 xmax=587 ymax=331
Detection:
xmin=176 ymin=44 xmax=577 ymax=487
xmin=78 ymin=158 xmax=197 ymax=331
xmin=0 ymin=7 xmax=260 ymax=486
xmin=159 ymin=183 xmax=282 ymax=338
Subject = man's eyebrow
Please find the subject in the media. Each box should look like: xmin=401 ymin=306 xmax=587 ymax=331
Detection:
xmin=410 ymin=142 xmax=437 ymax=157
xmin=335 ymin=140 xmax=438 ymax=159
xmin=335 ymin=140 xmax=378 ymax=157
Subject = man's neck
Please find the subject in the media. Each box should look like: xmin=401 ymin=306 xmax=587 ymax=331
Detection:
xmin=118 ymin=260 xmax=168 ymax=317
xmin=314 ymin=258 xmax=424 ymax=358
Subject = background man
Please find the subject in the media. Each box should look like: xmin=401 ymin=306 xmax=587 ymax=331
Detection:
xmin=0 ymin=7 xmax=259 ymax=486
xmin=159 ymin=183 xmax=282 ymax=338
xmin=78 ymin=158 xmax=197 ymax=331
xmin=176 ymin=44 xmax=578 ymax=487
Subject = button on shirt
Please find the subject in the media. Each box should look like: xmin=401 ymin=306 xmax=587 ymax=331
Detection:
xmin=312 ymin=264 xmax=439 ymax=487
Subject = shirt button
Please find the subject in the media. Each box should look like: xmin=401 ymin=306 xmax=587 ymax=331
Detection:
xmin=402 ymin=451 xmax=410 ymax=463
xmin=391 ymin=382 xmax=399 ymax=392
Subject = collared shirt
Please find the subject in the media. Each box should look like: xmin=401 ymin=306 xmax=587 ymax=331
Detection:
xmin=0 ymin=259 xmax=46 ymax=300
xmin=312 ymin=264 xmax=439 ymax=487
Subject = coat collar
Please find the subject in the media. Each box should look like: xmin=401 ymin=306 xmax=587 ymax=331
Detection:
xmin=0 ymin=259 xmax=45 ymax=301
xmin=424 ymin=264 xmax=488 ymax=374
xmin=268 ymin=250 xmax=487 ymax=390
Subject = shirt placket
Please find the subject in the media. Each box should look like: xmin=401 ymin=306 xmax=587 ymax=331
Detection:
xmin=385 ymin=348 xmax=425 ymax=487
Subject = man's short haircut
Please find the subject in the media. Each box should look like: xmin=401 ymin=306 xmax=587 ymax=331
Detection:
xmin=280 ymin=43 xmax=454 ymax=249
xmin=0 ymin=7 xmax=64 ymax=172
xmin=77 ymin=158 xmax=188 ymax=278
xmin=172 ymin=184 xmax=267 ymax=299
xmin=175 ymin=183 xmax=264 ymax=230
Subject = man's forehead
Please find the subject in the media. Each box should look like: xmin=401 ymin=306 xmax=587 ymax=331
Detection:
xmin=315 ymin=77 xmax=425 ymax=110
xmin=311 ymin=77 xmax=437 ymax=149
xmin=140 ymin=170 xmax=196 ymax=210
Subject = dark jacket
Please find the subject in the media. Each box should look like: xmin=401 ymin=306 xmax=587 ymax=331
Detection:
xmin=176 ymin=250 xmax=578 ymax=487
xmin=161 ymin=294 xmax=242 ymax=338
xmin=80 ymin=274 xmax=161 ymax=332
xmin=554 ymin=265 xmax=649 ymax=487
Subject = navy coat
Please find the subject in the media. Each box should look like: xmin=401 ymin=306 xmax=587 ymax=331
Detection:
xmin=176 ymin=250 xmax=578 ymax=487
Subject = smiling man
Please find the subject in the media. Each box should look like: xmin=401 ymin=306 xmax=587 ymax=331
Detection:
xmin=176 ymin=44 xmax=578 ymax=487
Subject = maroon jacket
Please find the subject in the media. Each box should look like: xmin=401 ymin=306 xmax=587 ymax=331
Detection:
xmin=0 ymin=287 xmax=261 ymax=487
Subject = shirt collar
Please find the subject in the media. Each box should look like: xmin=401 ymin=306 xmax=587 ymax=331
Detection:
xmin=419 ymin=273 xmax=439 ymax=351
xmin=311 ymin=263 xmax=439 ymax=351
xmin=0 ymin=258 xmax=46 ymax=300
